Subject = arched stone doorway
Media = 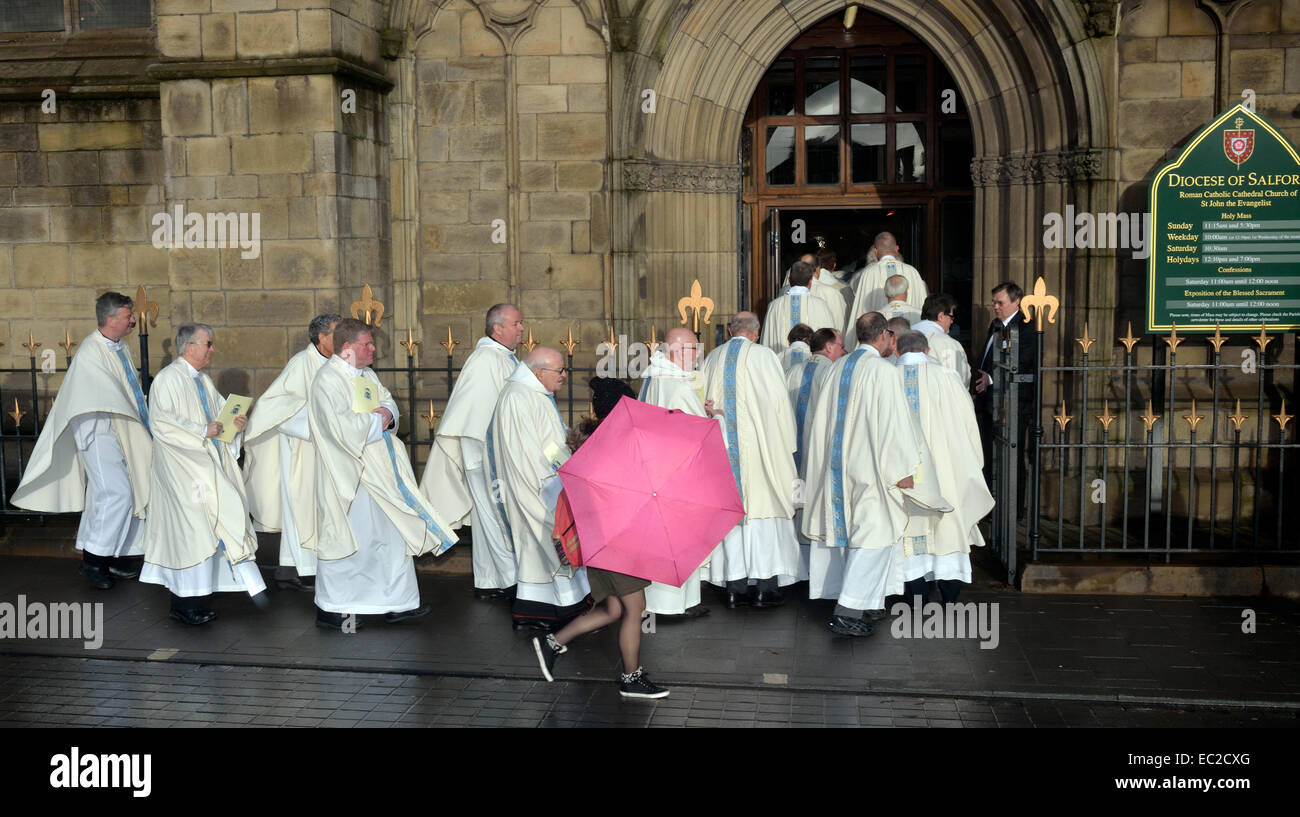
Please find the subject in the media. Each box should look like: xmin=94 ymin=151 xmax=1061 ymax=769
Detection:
xmin=741 ymin=10 xmax=975 ymax=335
xmin=613 ymin=0 xmax=1113 ymax=358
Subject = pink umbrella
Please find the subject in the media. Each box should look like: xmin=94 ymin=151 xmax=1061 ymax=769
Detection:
xmin=557 ymin=396 xmax=744 ymax=586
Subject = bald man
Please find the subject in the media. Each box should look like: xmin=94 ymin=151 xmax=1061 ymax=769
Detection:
xmin=491 ymin=346 xmax=591 ymax=630
xmin=698 ymin=312 xmax=801 ymax=608
xmin=638 ymin=327 xmax=719 ymax=618
xmin=847 ymin=232 xmax=927 ymax=348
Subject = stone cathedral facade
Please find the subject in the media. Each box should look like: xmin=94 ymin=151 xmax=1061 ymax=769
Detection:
xmin=0 ymin=0 xmax=1296 ymax=400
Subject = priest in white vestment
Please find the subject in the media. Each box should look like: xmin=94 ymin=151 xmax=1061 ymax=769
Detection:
xmin=914 ymin=293 xmax=971 ymax=388
xmin=761 ymin=260 xmax=841 ymax=353
xmin=785 ymin=328 xmax=844 ymax=575
xmin=491 ymin=347 xmax=591 ymax=630
xmin=12 ymin=292 xmax=153 ymax=590
xmin=242 ymin=312 xmax=340 ymax=591
xmin=802 ymin=313 xmax=949 ymax=637
xmin=877 ymin=275 xmax=922 ymax=325
xmin=777 ymin=323 xmax=814 ymax=373
xmin=419 ymin=303 xmax=524 ymax=599
xmin=637 ymin=327 xmax=720 ymax=618
xmin=139 ymin=324 xmax=266 ymax=625
xmin=847 ymin=232 xmax=927 ymax=348
xmin=309 ymin=318 xmax=457 ymax=630
xmin=699 ymin=313 xmax=801 ymax=608
xmin=894 ymin=332 xmax=993 ymax=603
xmin=814 ymin=248 xmax=855 ymax=326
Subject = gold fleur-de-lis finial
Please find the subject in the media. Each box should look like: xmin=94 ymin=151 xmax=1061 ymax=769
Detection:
xmin=677 ymin=279 xmax=715 ymax=334
xmin=583 ymin=401 xmax=597 ymax=422
xmin=1118 ymin=321 xmax=1141 ymax=354
xmin=606 ymin=325 xmax=618 ymax=350
xmin=22 ymin=330 xmax=40 ymax=356
xmin=8 ymin=398 xmax=26 ymax=429
xmin=1075 ymin=322 xmax=1095 ymax=355
xmin=421 ymin=399 xmax=439 ymax=431
xmin=1052 ymin=400 xmax=1072 ymax=431
xmin=400 ymin=328 xmax=420 ymax=363
xmin=440 ymin=326 xmax=459 ymax=355
xmin=350 ymin=284 xmax=385 ymax=327
xmin=59 ymin=328 xmax=76 ymax=357
xmin=1139 ymin=399 xmax=1161 ymax=434
xmin=1207 ymin=322 xmax=1228 ymax=354
xmin=1184 ymin=398 xmax=1205 ymax=432
xmin=1228 ymin=399 xmax=1249 ymax=432
xmin=133 ymin=284 xmax=159 ymax=329
xmin=1274 ymin=398 xmax=1294 ymax=432
xmin=1254 ymin=322 xmax=1273 ymax=354
xmin=521 ymin=327 xmax=537 ymax=353
xmin=1020 ymin=276 xmax=1059 ymax=331
xmin=559 ymin=326 xmax=580 ymax=356
xmin=646 ymin=324 xmax=660 ymax=355
xmin=1096 ymin=399 xmax=1117 ymax=433
xmin=1163 ymin=321 xmax=1183 ymax=353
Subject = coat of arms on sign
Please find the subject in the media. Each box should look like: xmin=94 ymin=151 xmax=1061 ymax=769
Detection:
xmin=1224 ymin=117 xmax=1254 ymax=167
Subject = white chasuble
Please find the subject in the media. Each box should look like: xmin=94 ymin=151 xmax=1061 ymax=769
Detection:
xmin=310 ymin=356 xmax=457 ymax=562
xmin=242 ymin=344 xmax=329 ymax=574
xmin=847 ymin=257 xmax=928 ymax=349
xmin=913 ymin=319 xmax=972 ymax=388
xmin=637 ymin=352 xmax=714 ymax=614
xmin=12 ymin=332 xmax=152 ymax=526
xmin=778 ymin=341 xmax=812 ymax=375
xmin=698 ymin=337 xmax=801 ymax=584
xmin=490 ymin=364 xmax=588 ymax=602
xmin=896 ymin=353 xmax=992 ymax=580
xmin=420 ymin=337 xmax=518 ymax=590
xmin=139 ymin=359 xmax=264 ymax=598
xmin=760 ymin=287 xmax=842 ymax=353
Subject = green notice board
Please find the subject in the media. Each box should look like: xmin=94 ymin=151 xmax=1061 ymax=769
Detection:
xmin=1148 ymin=103 xmax=1300 ymax=332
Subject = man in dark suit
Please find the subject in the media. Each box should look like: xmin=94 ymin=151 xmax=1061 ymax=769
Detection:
xmin=973 ymin=282 xmax=1037 ymax=513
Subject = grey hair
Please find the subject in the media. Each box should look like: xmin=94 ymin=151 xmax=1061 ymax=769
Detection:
xmin=729 ymin=313 xmax=760 ymax=335
xmin=175 ymin=322 xmax=213 ymax=354
xmin=885 ymin=274 xmax=908 ymax=298
xmin=522 ymin=347 xmax=559 ymax=371
xmin=309 ymin=313 xmax=342 ymax=347
xmin=95 ymin=291 xmax=134 ymax=326
xmin=486 ymin=303 xmax=519 ymax=337
xmin=896 ymin=331 xmax=929 ymax=355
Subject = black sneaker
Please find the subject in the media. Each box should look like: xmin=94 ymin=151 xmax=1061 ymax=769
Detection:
xmin=532 ymin=634 xmax=566 ymax=682
xmin=619 ymin=668 xmax=669 ymax=699
xmin=828 ymin=614 xmax=874 ymax=637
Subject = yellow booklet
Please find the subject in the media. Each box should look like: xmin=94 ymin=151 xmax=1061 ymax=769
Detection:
xmin=215 ymin=395 xmax=253 ymax=443
xmin=352 ymin=376 xmax=380 ymax=414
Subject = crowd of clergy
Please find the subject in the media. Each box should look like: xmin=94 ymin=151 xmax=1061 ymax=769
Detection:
xmin=13 ymin=229 xmax=1008 ymax=643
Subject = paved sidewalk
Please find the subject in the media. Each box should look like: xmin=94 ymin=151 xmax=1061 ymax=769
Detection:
xmin=2 ymin=655 xmax=1296 ymax=728
xmin=1 ymin=554 xmax=1297 ymax=710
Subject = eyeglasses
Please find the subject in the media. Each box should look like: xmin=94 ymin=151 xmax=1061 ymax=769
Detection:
xmin=538 ymin=367 xmax=567 ymax=374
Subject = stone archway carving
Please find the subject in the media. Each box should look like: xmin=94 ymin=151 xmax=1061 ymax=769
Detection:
xmin=612 ymin=0 xmax=1114 ymax=365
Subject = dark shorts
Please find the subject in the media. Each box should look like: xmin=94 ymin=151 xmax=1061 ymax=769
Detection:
xmin=585 ymin=567 xmax=649 ymax=605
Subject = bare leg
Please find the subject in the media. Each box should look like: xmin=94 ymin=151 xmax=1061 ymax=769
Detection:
xmin=617 ymin=590 xmax=646 ymax=673
xmin=554 ymin=595 xmax=622 ymax=647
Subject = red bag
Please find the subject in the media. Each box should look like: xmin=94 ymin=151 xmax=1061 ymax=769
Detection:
xmin=551 ymin=488 xmax=583 ymax=567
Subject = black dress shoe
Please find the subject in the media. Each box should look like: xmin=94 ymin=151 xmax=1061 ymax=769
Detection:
xmin=315 ymin=610 xmax=362 ymax=631
xmin=474 ymin=588 xmax=511 ymax=600
xmin=751 ymin=589 xmax=785 ymax=609
xmin=828 ymin=614 xmax=873 ymax=637
xmin=276 ymin=576 xmax=316 ymax=592
xmin=724 ymin=591 xmax=751 ymax=609
xmin=512 ymin=617 xmax=554 ymax=632
xmin=107 ymin=557 xmax=142 ymax=580
xmin=384 ymin=603 xmax=432 ymax=623
xmin=79 ymin=563 xmax=114 ymax=590
xmin=169 ymin=608 xmax=218 ymax=626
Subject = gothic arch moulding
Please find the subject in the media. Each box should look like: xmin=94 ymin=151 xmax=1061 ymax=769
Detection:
xmin=407 ymin=0 xmax=608 ymax=53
